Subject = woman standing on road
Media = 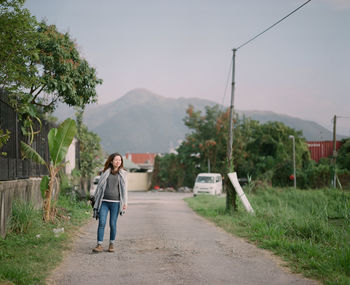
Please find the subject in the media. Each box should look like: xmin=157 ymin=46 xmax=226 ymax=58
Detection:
xmin=92 ymin=153 xmax=128 ymax=253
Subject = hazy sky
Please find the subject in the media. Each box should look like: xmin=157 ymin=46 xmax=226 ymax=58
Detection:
xmin=25 ymin=0 xmax=350 ymax=137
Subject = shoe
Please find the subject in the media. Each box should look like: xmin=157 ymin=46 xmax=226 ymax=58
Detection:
xmin=108 ymin=243 xmax=115 ymax=252
xmin=92 ymin=244 xmax=103 ymax=253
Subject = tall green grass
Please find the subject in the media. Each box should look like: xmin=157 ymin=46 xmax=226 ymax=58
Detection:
xmin=8 ymin=200 xmax=39 ymax=234
xmin=185 ymin=188 xmax=350 ymax=285
xmin=0 ymin=195 xmax=91 ymax=285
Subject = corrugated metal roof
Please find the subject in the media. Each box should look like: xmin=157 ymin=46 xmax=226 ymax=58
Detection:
xmin=125 ymin=153 xmax=157 ymax=165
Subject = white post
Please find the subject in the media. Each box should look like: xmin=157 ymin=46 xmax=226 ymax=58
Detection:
xmin=227 ymin=172 xmax=254 ymax=214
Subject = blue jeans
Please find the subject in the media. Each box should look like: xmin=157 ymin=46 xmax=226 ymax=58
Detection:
xmin=97 ymin=201 xmax=120 ymax=244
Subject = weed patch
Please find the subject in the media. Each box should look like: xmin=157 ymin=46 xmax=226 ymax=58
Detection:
xmin=185 ymin=188 xmax=350 ymax=284
xmin=0 ymin=195 xmax=91 ymax=285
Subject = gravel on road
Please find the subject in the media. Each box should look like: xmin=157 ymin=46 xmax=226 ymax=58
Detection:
xmin=47 ymin=192 xmax=318 ymax=285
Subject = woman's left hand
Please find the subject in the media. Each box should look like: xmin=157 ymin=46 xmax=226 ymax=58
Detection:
xmin=122 ymin=205 xmax=127 ymax=210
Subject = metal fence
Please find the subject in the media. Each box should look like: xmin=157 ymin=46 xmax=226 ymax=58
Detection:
xmin=0 ymin=93 xmax=50 ymax=181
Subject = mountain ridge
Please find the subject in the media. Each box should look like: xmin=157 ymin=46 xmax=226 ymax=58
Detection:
xmin=53 ymin=89 xmax=344 ymax=153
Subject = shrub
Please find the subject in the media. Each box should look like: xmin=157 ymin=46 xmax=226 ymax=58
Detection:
xmin=298 ymin=164 xmax=331 ymax=189
xmin=337 ymin=169 xmax=350 ymax=190
xmin=8 ymin=200 xmax=39 ymax=234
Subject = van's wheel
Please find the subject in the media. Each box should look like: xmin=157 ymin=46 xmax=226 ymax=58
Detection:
xmin=193 ymin=194 xmax=197 ymax=197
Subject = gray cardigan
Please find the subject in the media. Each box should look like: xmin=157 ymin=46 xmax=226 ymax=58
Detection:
xmin=93 ymin=168 xmax=128 ymax=219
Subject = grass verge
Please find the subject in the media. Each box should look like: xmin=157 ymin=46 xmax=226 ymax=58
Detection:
xmin=185 ymin=187 xmax=350 ymax=285
xmin=0 ymin=195 xmax=92 ymax=285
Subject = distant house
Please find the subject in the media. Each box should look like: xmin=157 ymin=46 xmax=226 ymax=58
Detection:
xmin=125 ymin=153 xmax=158 ymax=171
xmin=307 ymin=141 xmax=343 ymax=163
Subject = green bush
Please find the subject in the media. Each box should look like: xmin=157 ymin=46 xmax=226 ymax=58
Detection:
xmin=271 ymin=160 xmax=293 ymax=187
xmin=297 ymin=164 xmax=332 ymax=189
xmin=337 ymin=169 xmax=350 ymax=190
xmin=337 ymin=139 xmax=350 ymax=170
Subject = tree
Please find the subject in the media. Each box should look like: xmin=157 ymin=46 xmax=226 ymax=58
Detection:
xmin=151 ymin=155 xmax=161 ymax=188
xmin=183 ymin=104 xmax=229 ymax=175
xmin=0 ymin=0 xmax=37 ymax=91
xmin=2 ymin=18 xmax=102 ymax=112
xmin=21 ymin=118 xmax=77 ymax=221
xmin=182 ymin=105 xmax=239 ymax=209
xmin=0 ymin=0 xmax=37 ymax=143
xmin=75 ymin=107 xmax=104 ymax=194
xmin=154 ymin=105 xmax=313 ymax=196
xmin=1 ymin=1 xmax=102 ymax=141
xmin=7 ymin=22 xmax=103 ymax=112
xmin=240 ymin=121 xmax=311 ymax=186
xmin=151 ymin=105 xmax=230 ymax=189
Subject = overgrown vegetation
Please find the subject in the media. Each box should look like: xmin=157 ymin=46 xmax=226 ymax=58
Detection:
xmin=21 ymin=118 xmax=77 ymax=221
xmin=1 ymin=0 xmax=102 ymax=144
xmin=0 ymin=195 xmax=91 ymax=285
xmin=152 ymin=105 xmax=350 ymax=190
xmin=185 ymin=188 xmax=350 ymax=285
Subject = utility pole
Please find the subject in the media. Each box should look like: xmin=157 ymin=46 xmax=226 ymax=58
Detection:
xmin=226 ymin=49 xmax=237 ymax=211
xmin=332 ymin=115 xmax=337 ymax=188
xmin=227 ymin=49 xmax=236 ymax=169
xmin=224 ymin=0 xmax=311 ymax=210
xmin=289 ymin=135 xmax=296 ymax=188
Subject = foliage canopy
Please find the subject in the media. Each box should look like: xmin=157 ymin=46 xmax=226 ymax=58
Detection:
xmin=152 ymin=105 xmax=312 ymax=189
xmin=1 ymin=0 xmax=102 ymax=142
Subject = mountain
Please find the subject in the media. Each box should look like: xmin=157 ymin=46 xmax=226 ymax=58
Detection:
xmin=53 ymin=88 xmax=343 ymax=154
xmin=84 ymin=89 xmax=220 ymax=153
xmin=238 ymin=110 xmax=338 ymax=141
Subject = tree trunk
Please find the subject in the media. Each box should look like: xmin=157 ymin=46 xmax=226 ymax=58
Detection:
xmin=43 ymin=188 xmax=52 ymax=222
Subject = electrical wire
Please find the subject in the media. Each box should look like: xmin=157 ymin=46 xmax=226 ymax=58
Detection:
xmin=220 ymin=56 xmax=233 ymax=109
xmin=236 ymin=0 xmax=312 ymax=50
xmin=222 ymin=0 xmax=312 ymax=116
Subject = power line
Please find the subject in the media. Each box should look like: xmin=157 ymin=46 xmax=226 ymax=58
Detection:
xmin=222 ymin=1 xmax=312 ymax=109
xmin=221 ymin=56 xmax=233 ymax=108
xmin=236 ymin=0 xmax=312 ymax=50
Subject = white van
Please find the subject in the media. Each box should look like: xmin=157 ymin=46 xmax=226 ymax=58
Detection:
xmin=89 ymin=175 xmax=100 ymax=197
xmin=89 ymin=170 xmax=103 ymax=197
xmin=193 ymin=173 xmax=223 ymax=196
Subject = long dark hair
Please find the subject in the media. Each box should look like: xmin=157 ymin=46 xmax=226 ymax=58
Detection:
xmin=103 ymin=153 xmax=124 ymax=173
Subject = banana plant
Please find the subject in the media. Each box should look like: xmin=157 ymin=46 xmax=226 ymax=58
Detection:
xmin=21 ymin=118 xmax=77 ymax=221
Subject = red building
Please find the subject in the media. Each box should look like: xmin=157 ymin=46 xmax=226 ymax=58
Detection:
xmin=307 ymin=141 xmax=343 ymax=163
xmin=125 ymin=153 xmax=158 ymax=170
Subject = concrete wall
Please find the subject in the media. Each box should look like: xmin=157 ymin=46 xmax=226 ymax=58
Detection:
xmin=65 ymin=138 xmax=77 ymax=175
xmin=0 ymin=178 xmax=43 ymax=238
xmin=127 ymin=172 xmax=152 ymax=191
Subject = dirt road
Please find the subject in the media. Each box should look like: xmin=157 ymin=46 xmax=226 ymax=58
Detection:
xmin=48 ymin=192 xmax=317 ymax=285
